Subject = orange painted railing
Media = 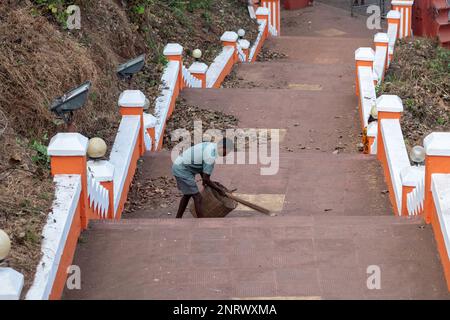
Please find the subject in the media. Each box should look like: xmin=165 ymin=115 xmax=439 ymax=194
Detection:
xmin=355 ymin=5 xmax=450 ymax=291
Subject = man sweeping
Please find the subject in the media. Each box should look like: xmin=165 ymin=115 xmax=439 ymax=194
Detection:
xmin=172 ymin=138 xmax=234 ymax=218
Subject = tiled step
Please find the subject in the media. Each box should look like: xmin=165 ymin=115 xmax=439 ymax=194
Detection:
xmin=280 ymin=3 xmax=379 ymax=39
xmin=128 ymin=151 xmax=392 ymax=218
xmin=230 ymin=61 xmax=356 ymax=92
xmin=181 ymin=88 xmax=361 ymax=153
xmin=64 ymin=215 xmax=449 ymax=300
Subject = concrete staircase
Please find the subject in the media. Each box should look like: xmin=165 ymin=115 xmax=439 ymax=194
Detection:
xmin=63 ymin=3 xmax=450 ymax=299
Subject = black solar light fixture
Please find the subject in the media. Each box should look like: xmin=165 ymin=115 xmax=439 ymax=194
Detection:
xmin=50 ymin=81 xmax=91 ymax=128
xmin=117 ymin=54 xmax=146 ymax=80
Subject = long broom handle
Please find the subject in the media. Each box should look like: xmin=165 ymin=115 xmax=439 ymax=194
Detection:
xmin=224 ymin=192 xmax=273 ymax=216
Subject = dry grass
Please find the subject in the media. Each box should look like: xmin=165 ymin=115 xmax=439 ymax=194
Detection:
xmin=381 ymin=38 xmax=450 ymax=147
xmin=0 ymin=0 xmax=258 ymax=297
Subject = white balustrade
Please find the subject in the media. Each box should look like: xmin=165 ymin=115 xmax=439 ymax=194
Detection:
xmin=182 ymin=65 xmax=202 ymax=88
xmin=86 ymin=169 xmax=109 ymax=218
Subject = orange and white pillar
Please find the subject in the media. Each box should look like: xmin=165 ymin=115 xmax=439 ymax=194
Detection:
xmin=374 ymin=32 xmax=389 ymax=81
xmin=391 ymin=0 xmax=414 ymax=39
xmin=423 ymin=133 xmax=450 ymax=224
xmin=47 ymin=133 xmax=89 ymax=229
xmin=118 ymin=90 xmax=146 ymax=156
xmin=221 ymin=31 xmax=239 ymax=63
xmin=376 ymin=95 xmax=404 ymax=161
xmin=260 ymin=0 xmax=281 ymax=36
xmin=189 ymin=62 xmax=208 ymax=88
xmin=144 ymin=113 xmax=158 ymax=151
xmin=238 ymin=39 xmax=250 ymax=62
xmin=386 ymin=10 xmax=401 ymax=67
xmin=354 ymin=47 xmax=375 ymax=96
xmin=163 ymin=43 xmax=184 ymax=91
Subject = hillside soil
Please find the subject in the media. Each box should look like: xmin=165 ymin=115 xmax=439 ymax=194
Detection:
xmin=0 ymin=0 xmax=257 ymax=295
xmin=380 ymin=38 xmax=450 ymax=148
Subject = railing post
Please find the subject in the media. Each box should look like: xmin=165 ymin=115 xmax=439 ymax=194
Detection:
xmin=48 ymin=133 xmax=89 ymax=229
xmin=118 ymin=90 xmax=146 ymax=157
xmin=423 ymin=133 xmax=450 ymax=224
xmin=366 ymin=121 xmax=378 ymax=155
xmin=87 ymin=160 xmax=115 ymax=219
xmin=374 ymin=32 xmax=389 ymax=81
xmin=238 ymin=39 xmax=250 ymax=62
xmin=376 ymin=95 xmax=403 ymax=161
xmin=189 ymin=62 xmax=208 ymax=88
xmin=143 ymin=113 xmax=158 ymax=151
xmin=0 ymin=268 xmax=24 ymax=300
xmin=221 ymin=31 xmax=239 ymax=63
xmin=163 ymin=43 xmax=184 ymax=91
xmin=260 ymin=0 xmax=281 ymax=36
xmin=354 ymin=47 xmax=375 ymax=96
xmin=387 ymin=10 xmax=401 ymax=40
xmin=400 ymin=166 xmax=424 ymax=216
xmin=256 ymin=7 xmax=270 ymax=39
xmin=386 ymin=10 xmax=401 ymax=67
xmin=391 ymin=0 xmax=414 ymax=39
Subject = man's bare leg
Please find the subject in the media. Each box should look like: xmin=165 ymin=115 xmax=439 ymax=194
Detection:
xmin=192 ymin=193 xmax=204 ymax=218
xmin=176 ymin=195 xmax=191 ymax=219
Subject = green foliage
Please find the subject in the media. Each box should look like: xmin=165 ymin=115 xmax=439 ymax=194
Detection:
xmin=156 ymin=53 xmax=168 ymax=67
xmin=405 ymin=98 xmax=415 ymax=110
xmin=375 ymin=83 xmax=382 ymax=96
xmin=437 ymin=117 xmax=447 ymax=125
xmin=130 ymin=0 xmax=155 ymax=16
xmin=30 ymin=139 xmax=50 ymax=168
xmin=202 ymin=10 xmax=212 ymax=26
xmin=186 ymin=0 xmax=212 ymax=12
xmin=133 ymin=5 xmax=146 ymax=15
xmin=428 ymin=46 xmax=450 ymax=73
xmin=33 ymin=0 xmax=71 ymax=28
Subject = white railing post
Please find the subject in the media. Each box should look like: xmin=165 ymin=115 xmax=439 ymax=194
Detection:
xmin=256 ymin=7 xmax=270 ymax=39
xmin=0 ymin=268 xmax=24 ymax=300
xmin=423 ymin=133 xmax=450 ymax=224
xmin=47 ymin=133 xmax=89 ymax=229
xmin=391 ymin=0 xmax=414 ymax=39
xmin=143 ymin=113 xmax=158 ymax=151
xmin=376 ymin=95 xmax=404 ymax=161
xmin=118 ymin=90 xmax=146 ymax=156
xmin=374 ymin=33 xmax=389 ymax=82
xmin=355 ymin=48 xmax=375 ymax=97
xmin=238 ymin=39 xmax=250 ymax=62
xmin=189 ymin=62 xmax=208 ymax=88
xmin=400 ymin=165 xmax=425 ymax=216
xmin=163 ymin=43 xmax=184 ymax=91
xmin=386 ymin=10 xmax=401 ymax=67
xmin=221 ymin=31 xmax=239 ymax=63
xmin=260 ymin=0 xmax=281 ymax=36
xmin=87 ymin=160 xmax=114 ymax=219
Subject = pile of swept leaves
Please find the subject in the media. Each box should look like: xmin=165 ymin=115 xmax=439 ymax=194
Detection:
xmin=163 ymin=98 xmax=239 ymax=149
xmin=124 ymin=173 xmax=178 ymax=214
xmin=380 ymin=38 xmax=450 ymax=147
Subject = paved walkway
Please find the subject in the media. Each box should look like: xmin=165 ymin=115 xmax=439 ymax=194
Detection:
xmin=64 ymin=3 xmax=450 ymax=299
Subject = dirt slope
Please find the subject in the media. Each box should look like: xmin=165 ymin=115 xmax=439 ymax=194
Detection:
xmin=381 ymin=38 xmax=450 ymax=148
xmin=0 ymin=0 xmax=257 ymax=295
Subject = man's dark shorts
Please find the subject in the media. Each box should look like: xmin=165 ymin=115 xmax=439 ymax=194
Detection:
xmin=175 ymin=176 xmax=199 ymax=195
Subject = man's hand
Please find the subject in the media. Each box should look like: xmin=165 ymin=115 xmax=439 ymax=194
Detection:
xmin=201 ymin=173 xmax=227 ymax=196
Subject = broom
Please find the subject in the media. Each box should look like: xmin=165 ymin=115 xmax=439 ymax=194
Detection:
xmin=223 ymin=191 xmax=276 ymax=216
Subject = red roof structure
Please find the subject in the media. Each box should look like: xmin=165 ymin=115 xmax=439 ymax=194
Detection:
xmin=413 ymin=0 xmax=450 ymax=47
